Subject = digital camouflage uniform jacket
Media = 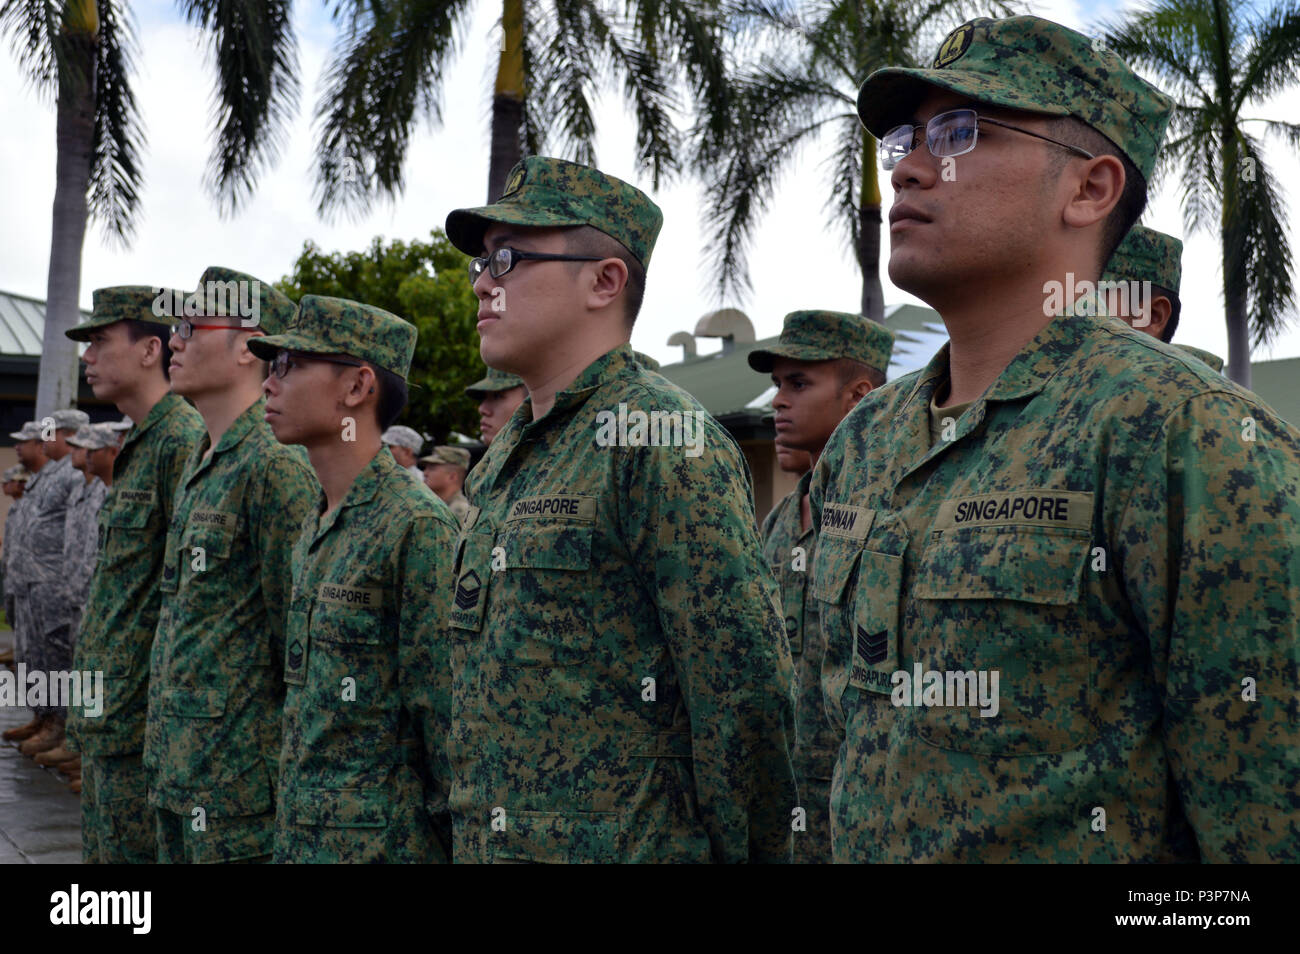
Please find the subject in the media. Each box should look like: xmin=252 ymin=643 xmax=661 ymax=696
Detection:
xmin=450 ymin=344 xmax=797 ymax=863
xmin=10 ymin=455 xmax=83 ymax=645
xmin=68 ymin=393 xmax=203 ymax=755
xmin=275 ymin=450 xmax=459 ymax=863
xmin=146 ymin=398 xmax=317 ymax=834
xmin=68 ymin=395 xmax=204 ymax=753
xmin=811 ymin=310 xmax=1300 ymax=862
xmin=761 ymin=470 xmax=836 ymax=863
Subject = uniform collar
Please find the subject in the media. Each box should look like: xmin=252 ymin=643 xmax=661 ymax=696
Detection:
xmin=890 ymin=298 xmax=1103 ymax=489
xmin=520 ymin=344 xmax=638 ymax=428
xmin=123 ymin=392 xmax=186 ymax=451
xmin=311 ymin=447 xmax=393 ymax=542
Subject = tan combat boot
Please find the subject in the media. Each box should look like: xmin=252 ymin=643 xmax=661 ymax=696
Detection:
xmin=2 ymin=715 xmax=43 ymax=742
xmin=35 ymin=743 xmax=77 ymax=766
xmin=67 ymin=777 xmax=82 ymax=794
xmin=19 ymin=721 xmax=61 ymax=756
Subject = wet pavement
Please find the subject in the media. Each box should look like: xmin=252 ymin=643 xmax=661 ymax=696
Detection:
xmin=0 ymin=632 xmax=82 ymax=864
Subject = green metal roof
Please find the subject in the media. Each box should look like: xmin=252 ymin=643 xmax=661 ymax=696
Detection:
xmin=1249 ymin=355 xmax=1300 ymax=428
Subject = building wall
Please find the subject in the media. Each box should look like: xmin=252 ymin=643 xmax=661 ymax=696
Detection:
xmin=741 ymin=439 xmax=803 ymax=527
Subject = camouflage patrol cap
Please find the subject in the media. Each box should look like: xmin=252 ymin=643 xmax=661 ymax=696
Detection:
xmin=51 ymin=409 xmax=90 ymax=432
xmin=856 ymin=16 xmax=1173 ymax=182
xmin=464 ymin=366 xmax=525 ymax=399
xmin=1102 ymin=225 xmax=1183 ymax=295
xmin=192 ymin=266 xmax=297 ymax=336
xmin=66 ymin=285 xmax=183 ymax=341
xmin=247 ymin=294 xmax=418 ymax=379
xmin=380 ymin=425 xmax=424 ymax=452
xmin=66 ymin=422 xmax=119 ymax=450
xmin=747 ymin=310 xmax=896 ymax=377
xmin=9 ymin=421 xmax=42 ymax=441
xmin=445 ymin=156 xmax=664 ymax=267
xmin=419 ymin=445 xmax=471 ymax=470
xmin=2 ymin=464 xmax=30 ymax=483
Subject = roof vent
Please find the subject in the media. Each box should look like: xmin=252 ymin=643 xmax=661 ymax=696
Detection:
xmin=693 ymin=308 xmax=755 ymax=355
xmin=667 ymin=331 xmax=697 ymax=360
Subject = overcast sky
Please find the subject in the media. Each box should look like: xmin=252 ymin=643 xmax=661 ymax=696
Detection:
xmin=2 ymin=0 xmax=1298 ymax=370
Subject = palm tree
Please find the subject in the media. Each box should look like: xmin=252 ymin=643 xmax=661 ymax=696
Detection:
xmin=313 ymin=0 xmax=733 ymax=211
xmin=2 ymin=0 xmax=298 ymax=416
xmin=691 ymin=0 xmax=1009 ymax=321
xmin=1106 ymin=0 xmax=1300 ymax=387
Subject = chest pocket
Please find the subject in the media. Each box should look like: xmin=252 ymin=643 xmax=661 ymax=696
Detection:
xmin=911 ymin=525 xmax=1096 ymax=755
xmin=491 ymin=520 xmax=594 ymax=667
xmin=101 ymin=499 xmax=154 ymax=558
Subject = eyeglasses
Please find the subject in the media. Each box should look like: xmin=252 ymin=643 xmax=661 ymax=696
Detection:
xmin=270 ymin=350 xmax=364 ymax=379
xmin=173 ymin=318 xmax=244 ymax=340
xmin=468 ymin=246 xmax=602 ymax=284
xmin=880 ymin=108 xmax=1095 ymax=170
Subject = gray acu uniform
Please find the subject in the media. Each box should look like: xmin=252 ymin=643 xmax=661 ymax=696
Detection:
xmin=64 ymin=476 xmax=108 ymax=638
xmin=3 ymin=496 xmax=30 ymax=651
xmin=12 ymin=455 xmax=82 ymax=715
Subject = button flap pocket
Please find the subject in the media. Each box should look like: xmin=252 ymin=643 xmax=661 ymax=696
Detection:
xmin=915 ymin=525 xmax=1090 ymax=604
xmin=498 ymin=521 xmax=593 ymax=571
xmin=811 ymin=537 xmax=863 ymax=605
xmin=106 ymin=499 xmax=153 ymax=529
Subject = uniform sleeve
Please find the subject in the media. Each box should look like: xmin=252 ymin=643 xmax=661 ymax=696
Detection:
xmin=397 ymin=510 xmax=459 ymax=862
xmin=620 ymin=417 xmax=796 ymax=863
xmin=254 ymin=456 xmax=317 ymax=674
xmin=1118 ymin=391 xmax=1300 ymax=862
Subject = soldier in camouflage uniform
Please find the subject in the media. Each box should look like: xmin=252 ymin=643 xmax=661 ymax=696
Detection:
xmin=250 ymin=295 xmax=459 ymax=863
xmin=419 ymin=445 xmax=471 ymax=522
xmin=31 ymin=424 xmax=118 ymax=772
xmin=444 ymin=156 xmax=796 ymax=863
xmin=750 ymin=310 xmax=894 ymax=863
xmin=464 ymin=367 xmax=526 ymax=446
xmin=12 ymin=410 xmax=87 ymax=757
xmin=64 ymin=285 xmax=205 ymax=857
xmin=1101 ymin=225 xmax=1224 ymax=372
xmin=0 ymin=465 xmax=30 ymax=673
xmin=814 ymin=15 xmax=1300 ymax=861
xmin=146 ymin=268 xmax=317 ymax=863
xmin=381 ymin=425 xmax=425 ymax=481
xmin=3 ymin=425 xmax=47 ymax=748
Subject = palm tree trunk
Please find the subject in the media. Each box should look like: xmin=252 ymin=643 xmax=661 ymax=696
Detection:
xmin=37 ymin=13 xmax=98 ymax=419
xmin=1223 ymin=239 xmax=1251 ymax=387
xmin=487 ymin=0 xmax=525 ymax=202
xmin=858 ymin=128 xmax=884 ymax=322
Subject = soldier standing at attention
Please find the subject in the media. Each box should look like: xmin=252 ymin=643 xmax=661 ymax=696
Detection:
xmin=32 ymin=423 xmax=117 ymax=776
xmin=381 ymin=425 xmax=425 ymax=480
xmin=464 ymin=368 xmax=526 ymax=446
xmin=2 ymin=425 xmax=47 ymax=744
xmin=146 ymin=268 xmax=317 ymax=863
xmin=0 ymin=465 xmax=31 ymax=671
xmin=254 ymin=295 xmax=459 ymax=863
xmin=14 ymin=409 xmax=87 ymax=760
xmin=64 ymin=286 xmax=204 ymax=860
xmin=444 ymin=156 xmax=796 ymax=863
xmin=750 ymin=310 xmax=894 ymax=863
xmin=1101 ymin=224 xmax=1224 ymax=371
xmin=419 ymin=446 xmax=472 ymax=523
xmin=813 ymin=15 xmax=1300 ymax=861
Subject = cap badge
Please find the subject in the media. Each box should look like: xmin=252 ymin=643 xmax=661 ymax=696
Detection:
xmin=934 ymin=23 xmax=974 ymax=68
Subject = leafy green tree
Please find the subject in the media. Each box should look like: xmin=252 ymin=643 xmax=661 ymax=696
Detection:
xmin=1106 ymin=0 xmax=1300 ymax=386
xmin=277 ymin=231 xmax=484 ymax=444
xmin=313 ymin=0 xmax=732 ymax=209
